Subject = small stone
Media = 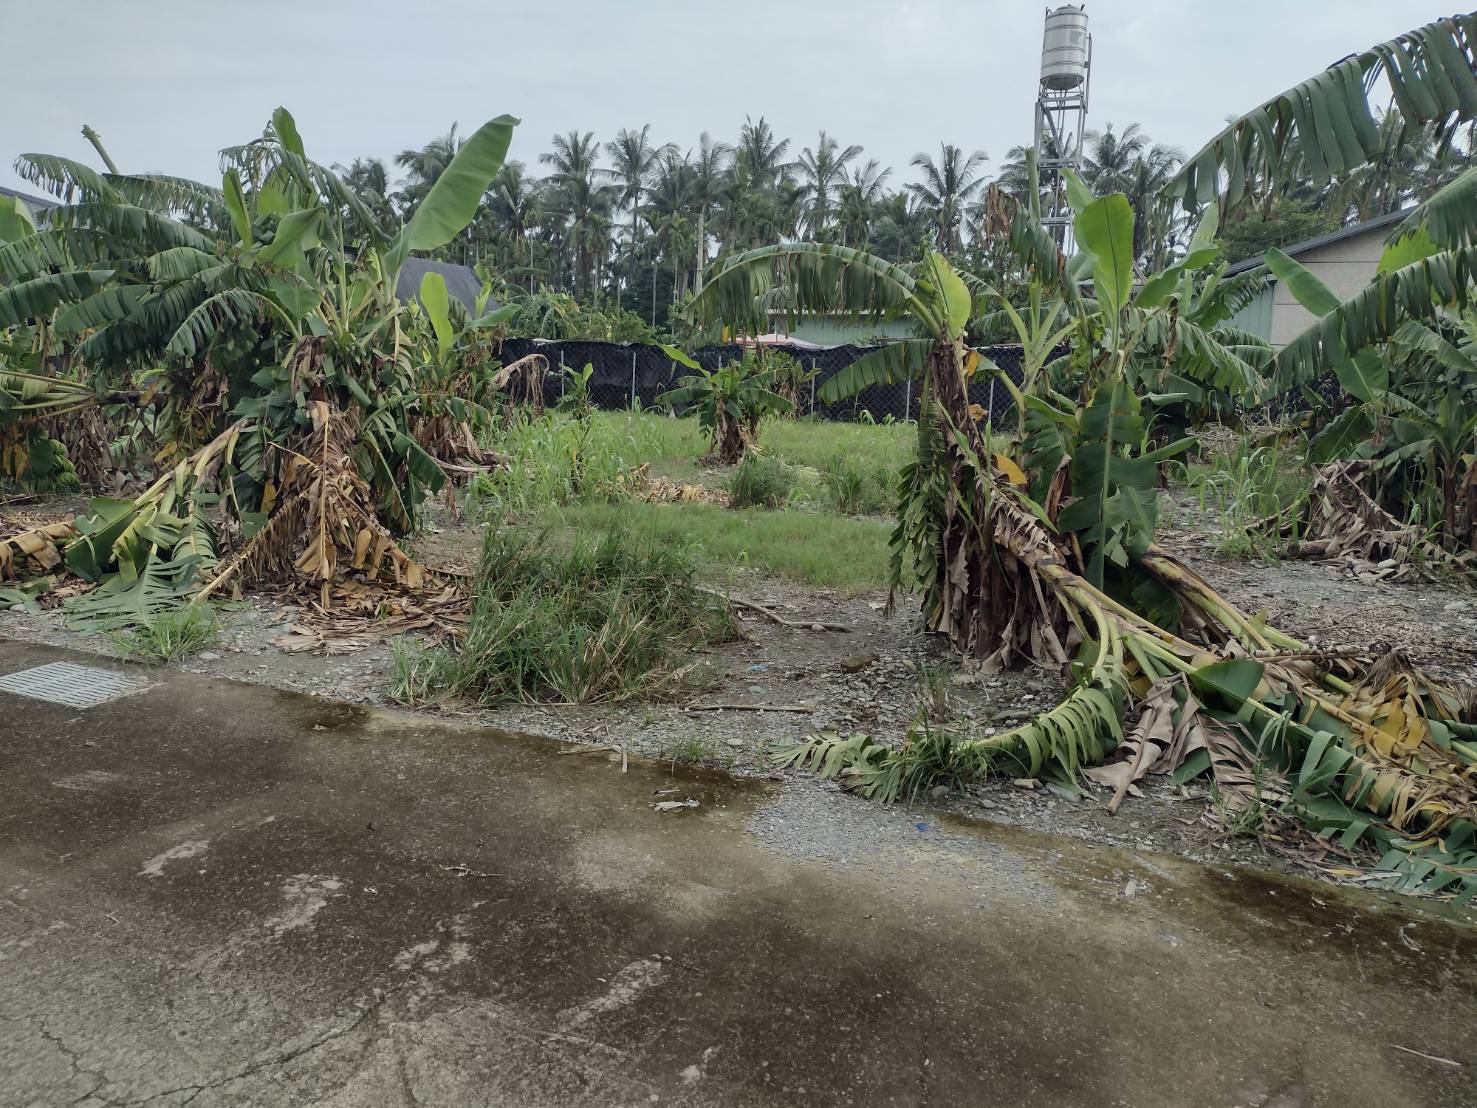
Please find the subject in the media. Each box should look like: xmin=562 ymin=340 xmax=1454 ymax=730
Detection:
xmin=724 ymin=738 xmax=743 ymax=749
xmin=1444 ymin=600 xmax=1467 ymax=612
xmin=810 ymin=623 xmax=824 ymax=632
xmin=198 ymin=651 xmax=221 ymax=662
xmin=838 ymin=653 xmax=880 ymax=674
xmin=747 ymin=685 xmax=762 ymax=695
xmin=928 ymin=785 xmax=950 ymax=799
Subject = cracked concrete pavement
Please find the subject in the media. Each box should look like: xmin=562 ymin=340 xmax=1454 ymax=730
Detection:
xmin=1 ymin=637 xmax=1475 ymax=1107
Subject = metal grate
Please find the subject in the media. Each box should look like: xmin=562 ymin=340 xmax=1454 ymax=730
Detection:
xmin=0 ymin=661 xmax=143 ymax=708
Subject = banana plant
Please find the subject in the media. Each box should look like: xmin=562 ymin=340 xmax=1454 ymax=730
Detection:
xmin=0 ymin=107 xmax=520 ymax=625
xmin=656 ymin=345 xmax=793 ymax=463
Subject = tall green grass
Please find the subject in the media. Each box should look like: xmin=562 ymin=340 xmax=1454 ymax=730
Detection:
xmin=727 ymin=454 xmax=798 ymax=509
xmin=391 ymin=526 xmax=736 ymax=705
xmin=1178 ymin=435 xmax=1309 ymax=560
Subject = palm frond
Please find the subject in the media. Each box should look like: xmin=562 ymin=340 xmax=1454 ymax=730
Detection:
xmin=1172 ymin=14 xmax=1477 ymax=212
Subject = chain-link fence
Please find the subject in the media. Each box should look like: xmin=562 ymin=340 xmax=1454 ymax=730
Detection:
xmin=496 ymin=338 xmax=1029 ymax=425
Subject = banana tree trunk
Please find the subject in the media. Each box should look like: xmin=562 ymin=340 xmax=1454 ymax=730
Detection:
xmin=921 ymin=341 xmax=1071 ymax=669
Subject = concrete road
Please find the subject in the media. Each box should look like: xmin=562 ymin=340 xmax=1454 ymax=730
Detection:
xmin=1 ymin=638 xmax=1474 ymax=1107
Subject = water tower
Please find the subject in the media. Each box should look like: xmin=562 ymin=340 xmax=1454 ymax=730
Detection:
xmin=1034 ymin=5 xmax=1091 ymax=250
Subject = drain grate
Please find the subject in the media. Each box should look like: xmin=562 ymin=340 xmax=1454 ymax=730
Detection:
xmin=0 ymin=661 xmax=144 ymax=708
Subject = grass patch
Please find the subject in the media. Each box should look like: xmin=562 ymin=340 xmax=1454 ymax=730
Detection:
xmin=106 ymin=605 xmax=218 ymax=664
xmin=660 ymin=734 xmax=735 ymax=769
xmin=727 ymin=454 xmax=798 ymax=509
xmin=478 ymin=410 xmax=910 ymax=506
xmin=760 ymin=417 xmax=913 ymax=475
xmin=537 ymin=500 xmax=899 ymax=594
xmin=391 ymin=525 xmax=736 ymax=706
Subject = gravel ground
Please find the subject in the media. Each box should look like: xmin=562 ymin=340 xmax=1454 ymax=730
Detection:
xmin=7 ymin=492 xmax=1477 ymax=894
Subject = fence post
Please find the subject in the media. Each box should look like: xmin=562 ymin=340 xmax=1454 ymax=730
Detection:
xmin=987 ymin=378 xmax=996 ymax=424
xmin=559 ymin=353 xmax=567 ymax=399
xmin=809 ymin=358 xmax=817 ymax=415
xmin=904 ymin=378 xmax=912 ymax=422
xmin=630 ymin=350 xmax=637 ymax=409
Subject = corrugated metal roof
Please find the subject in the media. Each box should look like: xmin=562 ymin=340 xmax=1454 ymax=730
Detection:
xmin=1224 ymin=208 xmax=1409 ymax=276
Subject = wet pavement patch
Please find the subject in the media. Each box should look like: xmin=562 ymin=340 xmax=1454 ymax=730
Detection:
xmin=2 ymin=639 xmax=1475 ymax=1107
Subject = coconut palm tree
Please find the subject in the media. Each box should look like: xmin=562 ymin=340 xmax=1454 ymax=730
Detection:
xmin=335 ymin=157 xmax=398 ymax=234
xmin=836 ymin=159 xmax=892 ymax=247
xmin=735 ymin=116 xmax=792 ymax=188
xmin=603 ymin=125 xmax=673 ymax=310
xmin=689 ymin=133 xmax=732 ymax=283
xmin=907 ymin=144 xmax=989 ymax=253
xmin=795 ymin=131 xmax=864 ymax=239
xmin=486 ymin=161 xmax=543 ymax=290
xmin=540 ymin=131 xmax=615 ymax=299
xmin=395 ymin=125 xmax=460 ymax=209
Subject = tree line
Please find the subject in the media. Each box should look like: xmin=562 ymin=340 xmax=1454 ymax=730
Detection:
xmin=336 ymin=110 xmax=1466 ymax=330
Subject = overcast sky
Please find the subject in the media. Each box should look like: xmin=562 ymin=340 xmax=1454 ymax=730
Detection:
xmin=1 ymin=1 xmax=1454 ymax=198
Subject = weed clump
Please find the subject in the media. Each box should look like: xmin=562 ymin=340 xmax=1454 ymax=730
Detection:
xmin=392 ymin=526 xmax=736 ymax=705
xmin=726 ymin=454 xmax=797 ymax=509
xmin=107 ymin=605 xmax=219 ymax=664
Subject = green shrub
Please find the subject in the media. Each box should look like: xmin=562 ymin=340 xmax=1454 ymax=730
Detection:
xmin=392 ymin=526 xmax=736 ymax=705
xmin=727 ymin=454 xmax=797 ymax=509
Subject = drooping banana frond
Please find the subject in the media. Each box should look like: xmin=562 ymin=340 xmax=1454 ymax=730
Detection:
xmin=0 ymin=228 xmax=118 ymax=280
xmin=1172 ymin=13 xmax=1477 ymax=212
xmin=165 ymin=290 xmax=286 ymax=361
xmin=1132 ymin=311 xmax=1271 ymax=397
xmin=0 ymin=270 xmax=116 ymax=327
xmin=690 ymin=242 xmax=924 ymax=337
xmin=818 ymin=339 xmax=932 ymax=403
xmin=13 ymin=154 xmax=122 ymax=205
xmin=1278 ymin=245 xmax=1477 ymax=381
xmin=1186 ymin=266 xmax=1270 ymax=329
xmin=50 ymin=202 xmax=215 ymax=254
xmin=107 ymin=174 xmax=227 ymax=225
xmin=1392 ymin=163 xmax=1477 ymax=250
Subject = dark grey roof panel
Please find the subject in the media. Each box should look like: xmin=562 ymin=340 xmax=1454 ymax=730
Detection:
xmin=394 ymin=257 xmax=498 ymax=316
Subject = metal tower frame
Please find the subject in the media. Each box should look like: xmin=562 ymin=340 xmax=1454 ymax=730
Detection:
xmin=1035 ymin=31 xmax=1091 ymax=252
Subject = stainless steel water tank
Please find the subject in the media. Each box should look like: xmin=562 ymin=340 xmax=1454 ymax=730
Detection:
xmin=1041 ymin=6 xmax=1090 ymax=91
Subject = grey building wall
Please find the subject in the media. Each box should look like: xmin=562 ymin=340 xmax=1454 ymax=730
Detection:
xmin=1266 ymin=224 xmax=1389 ymax=348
